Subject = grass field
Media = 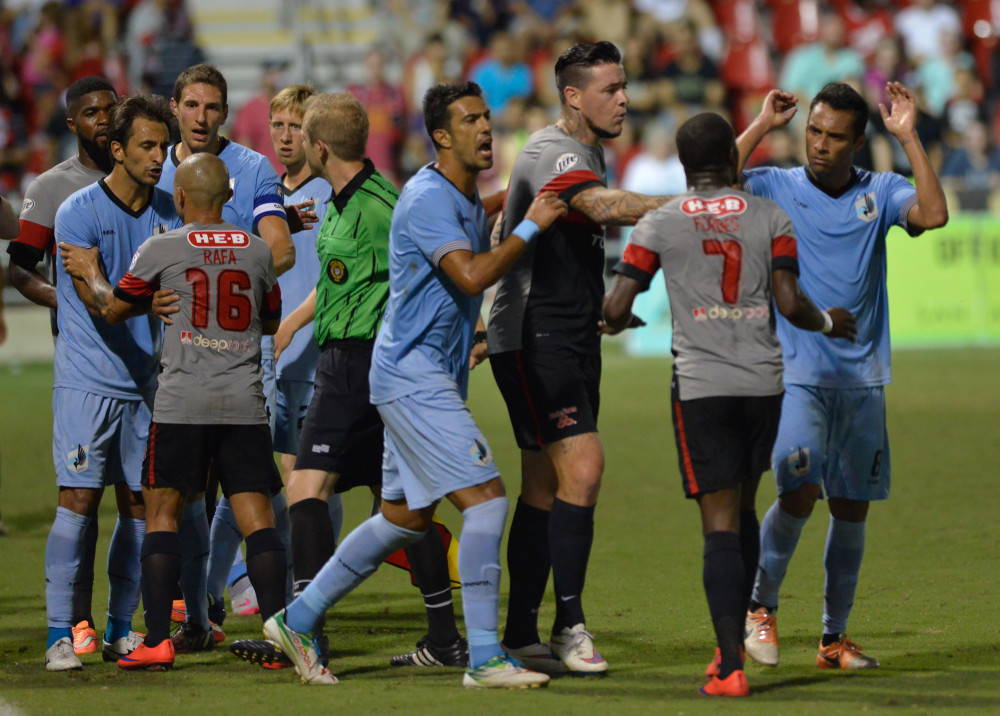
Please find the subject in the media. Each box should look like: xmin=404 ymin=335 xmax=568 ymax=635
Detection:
xmin=1 ymin=345 xmax=998 ymax=715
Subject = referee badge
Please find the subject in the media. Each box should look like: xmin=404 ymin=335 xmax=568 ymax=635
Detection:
xmin=327 ymin=259 xmax=348 ymax=284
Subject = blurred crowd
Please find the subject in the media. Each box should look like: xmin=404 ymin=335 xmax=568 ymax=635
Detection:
xmin=4 ymin=0 xmax=1000 ymax=211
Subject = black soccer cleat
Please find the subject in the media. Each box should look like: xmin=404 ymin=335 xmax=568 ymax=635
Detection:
xmin=389 ymin=634 xmax=468 ymax=667
xmin=170 ymin=622 xmax=216 ymax=654
xmin=229 ymin=638 xmax=293 ymax=668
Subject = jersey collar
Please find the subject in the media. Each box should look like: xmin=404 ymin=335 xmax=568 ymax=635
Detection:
xmin=99 ymin=178 xmax=152 ymax=218
xmin=281 ymin=173 xmax=323 ymax=197
xmin=804 ymin=165 xmax=860 ymax=199
xmin=330 ymin=158 xmax=375 ymax=213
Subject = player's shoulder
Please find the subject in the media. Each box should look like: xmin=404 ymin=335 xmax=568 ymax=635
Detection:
xmin=860 ymin=167 xmax=913 ymax=193
xmin=743 ymin=164 xmax=803 ymax=186
xmin=221 ymin=139 xmax=272 ymax=172
xmin=398 ymin=165 xmax=447 ymax=204
xmin=56 ymin=181 xmax=104 ymax=218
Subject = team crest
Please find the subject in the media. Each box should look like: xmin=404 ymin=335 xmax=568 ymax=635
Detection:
xmin=67 ymin=444 xmax=89 ymax=473
xmin=327 ymin=259 xmax=348 ymax=284
xmin=787 ymin=447 xmax=810 ymax=477
xmin=469 ymin=438 xmax=493 ymax=467
xmin=855 ymin=192 xmax=878 ymax=222
xmin=555 ymin=153 xmax=580 ymax=173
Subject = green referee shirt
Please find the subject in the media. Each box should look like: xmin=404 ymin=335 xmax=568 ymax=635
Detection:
xmin=313 ymin=159 xmax=398 ymax=344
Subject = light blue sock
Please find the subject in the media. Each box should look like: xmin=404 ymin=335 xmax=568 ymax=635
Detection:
xmin=822 ymin=516 xmax=866 ymax=635
xmin=328 ymin=493 xmax=344 ymax=545
xmin=106 ymin=516 xmax=144 ymax=640
xmin=458 ymin=497 xmax=508 ymax=668
xmin=179 ymin=500 xmax=210 ymax=629
xmin=271 ymin=491 xmax=293 ymax=602
xmin=45 ymin=506 xmax=90 ymax=645
xmin=285 ymin=513 xmax=423 ymax=634
xmin=207 ymin=496 xmax=242 ymax=601
xmin=227 ymin=548 xmax=247 ymax=585
xmin=752 ymin=501 xmax=809 ymax=609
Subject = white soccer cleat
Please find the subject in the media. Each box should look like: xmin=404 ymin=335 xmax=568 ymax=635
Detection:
xmin=501 ymin=641 xmax=568 ymax=674
xmin=263 ymin=609 xmax=338 ymax=685
xmin=744 ymin=607 xmax=780 ymax=666
xmin=462 ymin=654 xmax=550 ymax=689
xmin=550 ymin=623 xmax=608 ymax=673
xmin=102 ymin=631 xmax=145 ymax=662
xmin=45 ymin=637 xmax=83 ymax=672
xmin=229 ymin=574 xmax=259 ymax=616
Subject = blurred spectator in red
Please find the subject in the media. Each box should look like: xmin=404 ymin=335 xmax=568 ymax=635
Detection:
xmin=348 ymin=49 xmax=407 ymax=185
xmin=839 ymin=0 xmax=894 ymax=62
xmin=779 ymin=4 xmax=864 ymax=103
xmin=894 ymin=0 xmax=961 ymax=64
xmin=232 ymin=60 xmax=287 ymax=175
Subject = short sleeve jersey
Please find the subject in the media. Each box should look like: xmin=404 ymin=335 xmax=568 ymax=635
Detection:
xmin=53 ymin=181 xmax=181 ymax=401
xmin=275 ymin=174 xmax=329 ymax=382
xmin=615 ymin=188 xmax=798 ymax=401
xmin=488 ymin=125 xmax=607 ymax=354
xmin=114 ymin=221 xmax=281 ymax=424
xmin=7 ymin=155 xmax=106 ymax=337
xmin=313 ymin=159 xmax=397 ymax=346
xmin=742 ymin=166 xmax=918 ymax=388
xmin=369 ymin=165 xmax=488 ymax=404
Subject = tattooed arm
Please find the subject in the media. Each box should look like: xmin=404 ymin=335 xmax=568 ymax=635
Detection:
xmin=569 ymin=186 xmax=672 ymax=227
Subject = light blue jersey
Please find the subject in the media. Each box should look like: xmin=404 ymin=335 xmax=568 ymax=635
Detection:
xmin=53 ymin=180 xmax=181 ymax=401
xmin=743 ymin=166 xmax=918 ymax=388
xmin=275 ymin=174 xmax=327 ymax=382
xmin=370 ymin=165 xmax=488 ymax=404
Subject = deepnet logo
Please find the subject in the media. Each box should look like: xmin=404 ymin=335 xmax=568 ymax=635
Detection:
xmin=180 ymin=330 xmax=253 ymax=352
xmin=692 ymin=304 xmax=771 ymax=322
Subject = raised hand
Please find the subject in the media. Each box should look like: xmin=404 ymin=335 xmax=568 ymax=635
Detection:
xmin=879 ymin=82 xmax=917 ymax=140
xmin=758 ymin=90 xmax=798 ymax=132
xmin=286 ymin=200 xmax=318 ymax=233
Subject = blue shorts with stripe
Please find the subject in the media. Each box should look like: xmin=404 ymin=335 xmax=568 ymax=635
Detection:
xmin=772 ymin=384 xmax=890 ymax=502
xmin=52 ymin=387 xmax=150 ymax=490
xmin=377 ymin=386 xmax=500 ymax=510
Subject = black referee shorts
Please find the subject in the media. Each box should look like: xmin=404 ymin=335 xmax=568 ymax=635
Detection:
xmin=293 ymin=340 xmax=382 ymax=493
xmin=490 ymin=345 xmax=601 ymax=449
xmin=671 ymin=373 xmax=782 ymax=499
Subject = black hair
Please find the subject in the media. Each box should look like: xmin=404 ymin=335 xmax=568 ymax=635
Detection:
xmin=810 ymin=82 xmax=868 ymax=140
xmin=554 ymin=41 xmax=622 ymax=103
xmin=108 ymin=95 xmax=175 ymax=149
xmin=65 ymin=76 xmax=116 ymax=116
xmin=423 ymin=82 xmax=483 ymax=150
xmin=676 ymin=113 xmax=736 ymax=172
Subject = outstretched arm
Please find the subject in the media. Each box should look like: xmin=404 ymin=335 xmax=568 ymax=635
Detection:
xmin=602 ymin=274 xmax=644 ymax=333
xmin=880 ymin=82 xmax=948 ymax=231
xmin=274 ymin=287 xmax=316 ymax=361
xmin=570 ymin=186 xmax=671 ymax=227
xmin=257 ymin=214 xmax=296 ymax=275
xmin=772 ymin=269 xmax=856 ymax=341
xmin=737 ymin=90 xmax=798 ymax=176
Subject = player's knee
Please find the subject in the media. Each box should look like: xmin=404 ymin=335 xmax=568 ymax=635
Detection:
xmin=57 ymin=487 xmax=101 ymax=516
xmin=778 ymin=484 xmax=821 ymax=519
xmin=828 ymin=497 xmax=869 ymax=523
xmin=286 ymin=469 xmax=334 ymax=504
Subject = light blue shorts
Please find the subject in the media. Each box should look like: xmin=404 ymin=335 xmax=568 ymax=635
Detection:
xmin=377 ymin=387 xmax=501 ymax=510
xmin=772 ymin=384 xmax=890 ymax=502
xmin=262 ymin=357 xmax=278 ymax=437
xmin=52 ymin=387 xmax=150 ymax=490
xmin=272 ymin=378 xmax=315 ymax=454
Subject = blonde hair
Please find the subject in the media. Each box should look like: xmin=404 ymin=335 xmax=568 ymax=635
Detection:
xmin=269 ymin=85 xmax=316 ymax=120
xmin=302 ymin=93 xmax=369 ymax=162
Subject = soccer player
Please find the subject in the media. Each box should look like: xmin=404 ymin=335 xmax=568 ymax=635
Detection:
xmin=46 ymin=95 xmax=180 ymax=671
xmin=75 ymin=152 xmax=287 ymax=672
xmin=486 ymin=41 xmax=670 ymax=673
xmin=737 ymin=82 xmax=947 ymax=669
xmin=159 ymin=64 xmax=294 ymax=646
xmin=262 ymin=82 xmax=566 ymax=688
xmin=603 ymin=113 xmax=856 ymax=696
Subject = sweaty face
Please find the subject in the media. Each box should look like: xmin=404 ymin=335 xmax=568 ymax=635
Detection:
xmin=445 ymin=95 xmax=493 ymax=172
xmin=805 ymin=103 xmax=863 ymax=183
xmin=576 ymin=63 xmax=628 ymax=139
xmin=270 ymin=108 xmax=306 ymax=169
xmin=116 ymin=118 xmax=170 ymax=187
xmin=70 ymin=90 xmax=117 ymax=147
xmin=173 ymin=82 xmax=228 ymax=153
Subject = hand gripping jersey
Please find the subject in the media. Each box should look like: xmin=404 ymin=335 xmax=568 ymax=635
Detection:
xmin=488 ymin=125 xmax=608 ymax=354
xmin=53 ymin=180 xmax=181 ymax=401
xmin=615 ymin=188 xmax=799 ymax=401
xmin=742 ymin=166 xmax=918 ymax=388
xmin=113 ymin=222 xmax=281 ymax=424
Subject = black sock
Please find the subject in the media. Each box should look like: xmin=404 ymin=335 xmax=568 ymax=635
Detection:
xmin=550 ymin=498 xmax=594 ymax=633
xmin=141 ymin=531 xmax=182 ymax=647
xmin=739 ymin=509 xmax=760 ymax=614
xmin=822 ymin=632 xmax=841 ymax=647
xmin=245 ymin=527 xmax=287 ymax=621
xmin=503 ymin=499 xmax=551 ymax=648
xmin=704 ymin=531 xmax=744 ymax=680
xmin=72 ymin=517 xmax=98 ymax=628
xmin=404 ymin=525 xmax=460 ymax=646
xmin=290 ymin=498 xmax=335 ymax=594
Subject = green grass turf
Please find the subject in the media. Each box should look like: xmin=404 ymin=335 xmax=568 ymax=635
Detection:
xmin=1 ymin=346 xmax=998 ymax=714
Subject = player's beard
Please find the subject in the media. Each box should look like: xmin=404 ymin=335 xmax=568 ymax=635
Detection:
xmin=80 ymin=135 xmax=114 ymax=174
xmin=585 ymin=115 xmax=622 ymax=140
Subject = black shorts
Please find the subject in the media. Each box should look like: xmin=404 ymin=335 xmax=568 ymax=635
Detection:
xmin=671 ymin=375 xmax=783 ymax=499
xmin=293 ymin=340 xmax=382 ymax=493
xmin=490 ymin=346 xmax=601 ymax=449
xmin=142 ymin=422 xmax=281 ymax=498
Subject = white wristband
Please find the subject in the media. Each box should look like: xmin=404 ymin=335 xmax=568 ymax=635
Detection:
xmin=513 ymin=219 xmax=540 ymax=243
xmin=820 ymin=310 xmax=833 ymax=334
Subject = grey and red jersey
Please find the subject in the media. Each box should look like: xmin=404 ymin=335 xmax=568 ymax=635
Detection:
xmin=114 ymin=221 xmax=281 ymax=424
xmin=614 ymin=188 xmax=799 ymax=401
xmin=488 ymin=124 xmax=607 ymax=354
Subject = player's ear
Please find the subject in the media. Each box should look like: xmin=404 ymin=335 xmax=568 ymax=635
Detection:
xmin=170 ymin=97 xmax=179 ymax=118
xmin=226 ymin=188 xmax=234 ymax=203
xmin=432 ymin=127 xmax=452 ymax=150
xmin=110 ymin=140 xmax=125 ymax=163
xmin=563 ymin=85 xmax=582 ymax=111
xmin=66 ymin=116 xmax=78 ymax=136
